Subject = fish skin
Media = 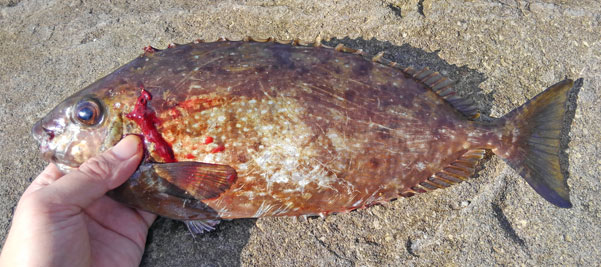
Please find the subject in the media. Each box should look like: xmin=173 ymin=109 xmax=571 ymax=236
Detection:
xmin=32 ymin=40 xmax=573 ymax=224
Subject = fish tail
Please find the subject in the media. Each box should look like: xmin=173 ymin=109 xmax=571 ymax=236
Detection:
xmin=494 ymin=79 xmax=575 ymax=208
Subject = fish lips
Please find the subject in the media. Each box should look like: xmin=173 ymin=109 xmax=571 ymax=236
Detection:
xmin=32 ymin=119 xmax=58 ymax=164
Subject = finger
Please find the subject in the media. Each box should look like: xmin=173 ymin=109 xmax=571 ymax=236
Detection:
xmin=36 ymin=135 xmax=142 ymax=208
xmin=85 ymin=196 xmax=157 ymax=231
xmin=23 ymin=164 xmax=64 ymax=196
xmin=85 ymin=196 xmax=156 ymax=244
xmin=38 ymin=163 xmax=64 ymax=183
xmin=136 ymin=210 xmax=157 ymax=228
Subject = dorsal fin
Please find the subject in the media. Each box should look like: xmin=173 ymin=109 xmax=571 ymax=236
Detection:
xmin=403 ymin=67 xmax=480 ymax=119
xmin=400 ymin=149 xmax=487 ymax=197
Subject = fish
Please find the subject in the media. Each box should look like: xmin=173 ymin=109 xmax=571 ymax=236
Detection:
xmin=32 ymin=37 xmax=576 ymax=233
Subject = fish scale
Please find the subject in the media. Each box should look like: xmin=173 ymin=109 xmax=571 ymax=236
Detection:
xmin=32 ymin=37 xmax=577 ymax=233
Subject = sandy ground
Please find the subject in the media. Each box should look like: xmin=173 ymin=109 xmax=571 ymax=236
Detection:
xmin=1 ymin=0 xmax=600 ymax=266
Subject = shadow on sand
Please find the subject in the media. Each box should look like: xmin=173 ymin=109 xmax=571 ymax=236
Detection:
xmin=141 ymin=217 xmax=257 ymax=266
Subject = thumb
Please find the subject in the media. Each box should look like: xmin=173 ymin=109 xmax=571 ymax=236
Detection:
xmin=38 ymin=135 xmax=143 ymax=208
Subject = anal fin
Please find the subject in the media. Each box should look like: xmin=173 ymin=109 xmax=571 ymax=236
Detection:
xmin=404 ymin=67 xmax=480 ymax=119
xmin=401 ymin=149 xmax=487 ymax=196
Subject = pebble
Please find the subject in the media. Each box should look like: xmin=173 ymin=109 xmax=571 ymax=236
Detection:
xmin=373 ymin=220 xmax=382 ymax=230
xmin=384 ymin=234 xmax=393 ymax=242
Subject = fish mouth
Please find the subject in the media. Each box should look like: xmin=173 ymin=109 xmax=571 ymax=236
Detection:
xmin=32 ymin=119 xmax=61 ymax=165
xmin=38 ymin=145 xmax=56 ymax=163
xmin=32 ymin=119 xmax=83 ymax=173
xmin=35 ymin=138 xmax=59 ymax=166
xmin=35 ymin=140 xmax=77 ymax=173
xmin=32 ymin=119 xmax=55 ymax=143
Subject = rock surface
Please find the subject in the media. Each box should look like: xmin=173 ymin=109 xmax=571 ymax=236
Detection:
xmin=1 ymin=0 xmax=600 ymax=265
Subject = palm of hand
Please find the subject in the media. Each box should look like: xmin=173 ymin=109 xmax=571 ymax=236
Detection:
xmin=1 ymin=136 xmax=155 ymax=267
xmin=46 ymin=195 xmax=155 ymax=267
xmin=12 ymin=163 xmax=156 ymax=267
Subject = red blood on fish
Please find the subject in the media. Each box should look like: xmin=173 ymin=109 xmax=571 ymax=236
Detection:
xmin=204 ymin=136 xmax=214 ymax=144
xmin=125 ymin=86 xmax=176 ymax=163
xmin=210 ymin=145 xmax=225 ymax=154
xmin=168 ymin=108 xmax=181 ymax=119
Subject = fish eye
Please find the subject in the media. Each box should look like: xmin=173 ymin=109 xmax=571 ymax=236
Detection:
xmin=72 ymin=98 xmax=103 ymax=126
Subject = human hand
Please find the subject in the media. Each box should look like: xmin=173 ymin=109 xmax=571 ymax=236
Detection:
xmin=0 ymin=135 xmax=157 ymax=267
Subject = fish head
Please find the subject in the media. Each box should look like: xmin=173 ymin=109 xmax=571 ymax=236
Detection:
xmin=32 ymin=83 xmax=126 ymax=172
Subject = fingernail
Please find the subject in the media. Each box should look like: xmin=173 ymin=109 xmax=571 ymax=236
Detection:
xmin=111 ymin=135 xmax=141 ymax=160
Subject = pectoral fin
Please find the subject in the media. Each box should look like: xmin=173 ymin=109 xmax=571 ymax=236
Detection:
xmin=152 ymin=161 xmax=237 ymax=200
xmin=108 ymin=162 xmax=237 ymax=222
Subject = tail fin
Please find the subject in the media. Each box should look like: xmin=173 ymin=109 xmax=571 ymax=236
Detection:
xmin=497 ymin=79 xmax=574 ymax=208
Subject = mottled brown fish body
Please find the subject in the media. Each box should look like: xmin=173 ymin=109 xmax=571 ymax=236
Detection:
xmin=106 ymin=42 xmax=490 ymax=219
xmin=33 ymin=40 xmax=575 ymax=230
